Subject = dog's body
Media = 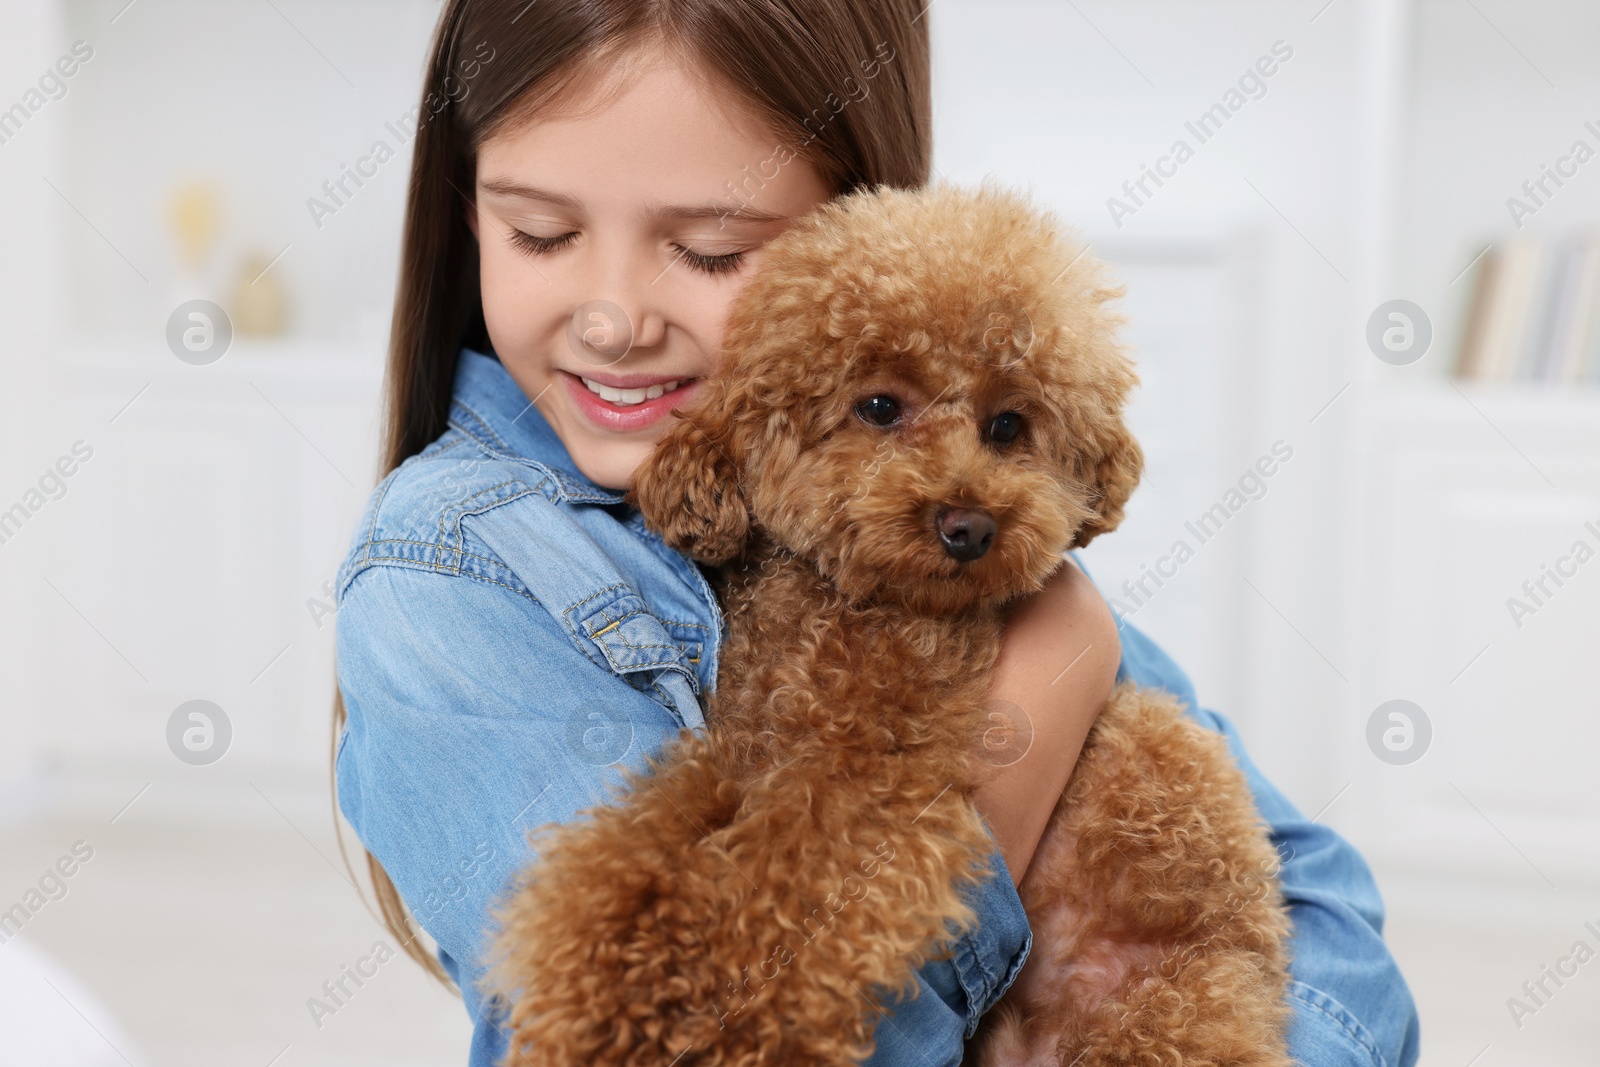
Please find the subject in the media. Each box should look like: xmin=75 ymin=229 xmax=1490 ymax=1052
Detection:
xmin=485 ymin=181 xmax=1292 ymax=1066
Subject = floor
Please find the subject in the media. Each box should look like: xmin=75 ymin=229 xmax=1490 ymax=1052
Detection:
xmin=0 ymin=814 xmax=470 ymax=1067
xmin=0 ymin=813 xmax=1595 ymax=1066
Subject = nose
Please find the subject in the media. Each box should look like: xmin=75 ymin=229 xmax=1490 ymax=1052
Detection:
xmin=935 ymin=506 xmax=996 ymax=562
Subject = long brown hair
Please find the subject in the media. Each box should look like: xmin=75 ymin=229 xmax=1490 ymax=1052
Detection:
xmin=334 ymin=0 xmax=935 ymax=987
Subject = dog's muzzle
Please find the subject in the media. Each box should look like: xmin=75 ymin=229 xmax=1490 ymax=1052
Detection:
xmin=936 ymin=506 xmax=996 ymax=562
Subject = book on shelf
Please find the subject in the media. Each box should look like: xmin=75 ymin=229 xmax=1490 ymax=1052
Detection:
xmin=1452 ymin=227 xmax=1600 ymax=387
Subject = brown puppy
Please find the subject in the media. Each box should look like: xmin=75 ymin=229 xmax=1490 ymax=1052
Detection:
xmin=483 ymin=180 xmax=1292 ymax=1067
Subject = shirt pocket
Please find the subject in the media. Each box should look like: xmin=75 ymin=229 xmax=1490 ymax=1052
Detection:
xmin=570 ymin=589 xmax=706 ymax=731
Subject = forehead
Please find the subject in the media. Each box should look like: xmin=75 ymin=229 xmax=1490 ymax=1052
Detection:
xmin=476 ymin=46 xmax=827 ymax=220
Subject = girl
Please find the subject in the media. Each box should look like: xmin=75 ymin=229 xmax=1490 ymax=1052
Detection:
xmin=332 ymin=2 xmax=1421 ymax=1065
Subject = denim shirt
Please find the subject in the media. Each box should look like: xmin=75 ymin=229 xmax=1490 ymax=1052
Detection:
xmin=334 ymin=347 xmax=1420 ymax=1067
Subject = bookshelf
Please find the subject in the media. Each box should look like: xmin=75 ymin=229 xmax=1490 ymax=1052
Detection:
xmin=1342 ymin=0 xmax=1600 ymax=890
xmin=1452 ymin=229 xmax=1600 ymax=387
xmin=1387 ymin=0 xmax=1600 ymax=394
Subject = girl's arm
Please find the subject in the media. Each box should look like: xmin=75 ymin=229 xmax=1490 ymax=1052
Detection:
xmin=1070 ymin=551 xmax=1423 ymax=1067
xmin=335 ymin=526 xmax=1051 ymax=1066
xmin=970 ymin=554 xmax=1121 ymax=886
xmin=334 ymin=563 xmax=681 ymax=1062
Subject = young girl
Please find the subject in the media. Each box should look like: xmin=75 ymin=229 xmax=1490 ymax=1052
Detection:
xmin=332 ymin=2 xmax=1421 ymax=1065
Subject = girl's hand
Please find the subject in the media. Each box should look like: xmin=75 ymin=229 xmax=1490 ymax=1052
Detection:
xmin=969 ymin=555 xmax=1122 ymax=886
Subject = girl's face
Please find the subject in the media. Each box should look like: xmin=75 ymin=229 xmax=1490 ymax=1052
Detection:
xmin=469 ymin=43 xmax=833 ymax=492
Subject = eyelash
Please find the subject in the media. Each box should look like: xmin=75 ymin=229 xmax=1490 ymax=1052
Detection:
xmin=503 ymin=228 xmax=747 ymax=276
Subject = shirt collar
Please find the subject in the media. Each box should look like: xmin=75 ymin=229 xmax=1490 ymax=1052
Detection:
xmin=448 ymin=346 xmax=630 ymax=505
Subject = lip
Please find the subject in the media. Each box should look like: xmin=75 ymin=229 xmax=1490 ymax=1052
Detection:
xmin=559 ymin=369 xmax=704 ymax=432
xmin=572 ymin=369 xmax=697 ymax=389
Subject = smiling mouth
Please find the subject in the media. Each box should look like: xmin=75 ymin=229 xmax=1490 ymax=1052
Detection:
xmin=577 ymin=375 xmax=696 ymax=407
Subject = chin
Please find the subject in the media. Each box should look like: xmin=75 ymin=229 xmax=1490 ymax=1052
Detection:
xmin=576 ymin=450 xmax=644 ymax=495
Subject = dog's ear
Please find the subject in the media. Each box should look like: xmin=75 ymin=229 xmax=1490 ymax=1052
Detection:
xmin=1068 ymin=410 xmax=1143 ymax=550
xmin=628 ymin=378 xmax=752 ymax=565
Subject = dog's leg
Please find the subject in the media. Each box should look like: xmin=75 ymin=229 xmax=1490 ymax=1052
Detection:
xmin=486 ymin=713 xmax=1000 ymax=1067
xmin=965 ymin=682 xmax=1294 ymax=1067
xmin=484 ymin=725 xmax=757 ymax=1067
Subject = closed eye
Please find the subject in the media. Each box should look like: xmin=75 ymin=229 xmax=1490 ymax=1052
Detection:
xmin=505 ymin=228 xmax=576 ymax=256
xmin=503 ymin=228 xmax=746 ymax=276
xmin=672 ymin=244 xmax=746 ymax=276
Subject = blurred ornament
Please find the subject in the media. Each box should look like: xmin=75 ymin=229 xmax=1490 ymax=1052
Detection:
xmin=232 ymin=252 xmax=288 ymax=336
xmin=167 ymin=182 xmax=220 ymax=273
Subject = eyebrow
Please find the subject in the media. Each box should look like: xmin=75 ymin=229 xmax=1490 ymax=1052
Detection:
xmin=477 ymin=178 xmax=794 ymax=224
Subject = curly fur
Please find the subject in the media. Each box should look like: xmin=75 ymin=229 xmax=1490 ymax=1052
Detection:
xmin=481 ymin=180 xmax=1292 ymax=1066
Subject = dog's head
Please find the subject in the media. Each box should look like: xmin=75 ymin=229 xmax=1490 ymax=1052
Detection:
xmin=630 ymin=180 xmax=1142 ymax=615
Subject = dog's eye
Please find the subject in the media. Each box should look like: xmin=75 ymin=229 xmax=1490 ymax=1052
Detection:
xmin=855 ymin=395 xmax=903 ymax=427
xmin=987 ymin=412 xmax=1024 ymax=444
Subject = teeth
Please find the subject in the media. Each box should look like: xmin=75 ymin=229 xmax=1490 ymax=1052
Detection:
xmin=580 ymin=376 xmax=684 ymax=406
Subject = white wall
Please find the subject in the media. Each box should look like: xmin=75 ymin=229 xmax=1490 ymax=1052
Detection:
xmin=2 ymin=1 xmax=1598 ymax=1062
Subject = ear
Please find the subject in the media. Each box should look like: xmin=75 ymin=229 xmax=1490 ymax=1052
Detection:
xmin=1068 ymin=415 xmax=1143 ymax=550
xmin=627 ymin=380 xmax=752 ymax=565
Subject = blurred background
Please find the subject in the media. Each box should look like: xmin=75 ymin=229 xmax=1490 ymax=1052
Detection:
xmin=0 ymin=0 xmax=1596 ymax=1063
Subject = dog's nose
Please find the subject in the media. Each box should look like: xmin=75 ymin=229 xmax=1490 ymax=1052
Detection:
xmin=936 ymin=507 xmax=996 ymax=562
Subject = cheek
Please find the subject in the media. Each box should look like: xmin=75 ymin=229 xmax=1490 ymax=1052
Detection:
xmin=478 ymin=247 xmax=567 ymax=359
xmin=687 ymin=286 xmax=746 ymax=365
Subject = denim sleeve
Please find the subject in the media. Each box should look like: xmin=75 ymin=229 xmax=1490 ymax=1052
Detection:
xmin=336 ymin=560 xmax=1033 ymax=1066
xmin=1071 ymin=553 xmax=1422 ymax=1067
xmin=864 ymin=827 xmax=1033 ymax=1067
xmin=335 ymin=562 xmax=701 ymax=1065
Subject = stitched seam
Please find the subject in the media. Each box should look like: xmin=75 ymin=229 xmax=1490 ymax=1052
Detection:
xmin=612 ymin=640 xmax=681 ymax=654
xmin=362 ymin=467 xmax=402 ymax=569
xmin=449 ymin=400 xmax=511 ymax=453
xmin=352 ymin=547 xmax=521 ymax=584
xmin=443 ymin=405 xmax=612 ymax=505
xmin=648 ymin=677 xmax=674 ymax=719
xmin=595 ymin=622 xmax=690 ymax=664
xmin=440 ymin=479 xmax=550 ymax=572
xmin=342 ymin=556 xmax=542 ymax=605
xmin=649 ymin=676 xmax=696 ymax=730
xmin=948 ymin=929 xmax=994 ymax=1038
xmin=1286 ymin=981 xmax=1387 ymax=1067
xmin=360 ymin=539 xmax=520 ymax=568
xmin=587 ymin=609 xmax=650 ymax=636
xmin=595 ymin=631 xmax=690 ymax=667
xmin=569 ymin=584 xmax=630 ymax=615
